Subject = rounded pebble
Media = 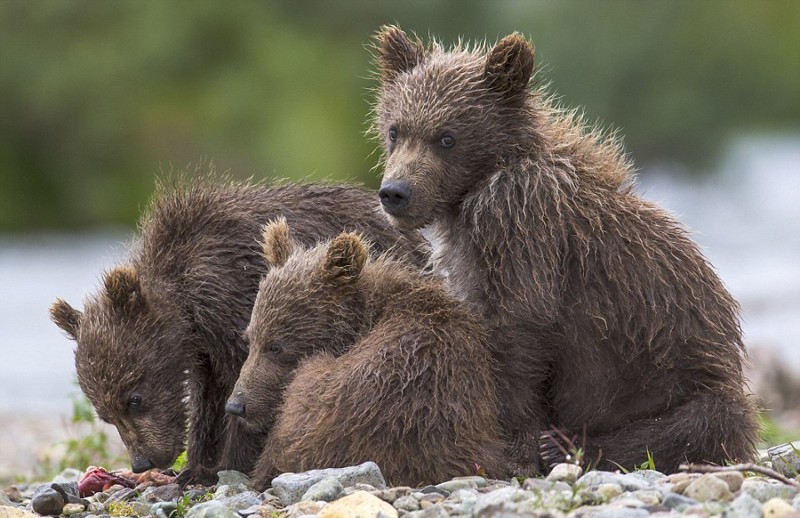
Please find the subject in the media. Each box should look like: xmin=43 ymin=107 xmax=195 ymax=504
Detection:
xmin=300 ymin=476 xmax=344 ymax=503
xmin=547 ymin=463 xmax=584 ymax=484
xmin=684 ymin=473 xmax=734 ymax=502
xmin=765 ymin=497 xmax=797 ymax=517
xmin=318 ymin=490 xmax=397 ymax=518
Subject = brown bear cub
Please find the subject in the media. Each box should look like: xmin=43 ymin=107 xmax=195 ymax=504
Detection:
xmin=50 ymin=174 xmax=429 ymax=485
xmin=227 ymin=219 xmax=505 ymax=489
xmin=373 ymin=26 xmax=759 ymax=475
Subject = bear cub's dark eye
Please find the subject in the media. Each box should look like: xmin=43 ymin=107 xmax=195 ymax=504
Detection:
xmin=439 ymin=132 xmax=456 ymax=149
xmin=267 ymin=342 xmax=283 ymax=355
xmin=128 ymin=394 xmax=142 ymax=412
xmin=388 ymin=127 xmax=398 ymax=142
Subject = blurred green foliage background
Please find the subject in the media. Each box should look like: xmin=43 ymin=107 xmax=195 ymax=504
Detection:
xmin=1 ymin=1 xmax=798 ymax=232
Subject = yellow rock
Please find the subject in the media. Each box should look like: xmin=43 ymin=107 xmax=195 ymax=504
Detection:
xmin=318 ymin=491 xmax=398 ymax=518
xmin=0 ymin=506 xmax=41 ymax=518
xmin=763 ymin=497 xmax=796 ymax=518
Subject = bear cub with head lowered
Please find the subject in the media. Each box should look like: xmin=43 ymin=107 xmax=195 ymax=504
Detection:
xmin=50 ymin=175 xmax=429 ymax=485
xmin=374 ymin=26 xmax=759 ymax=474
xmin=227 ymin=219 xmax=505 ymax=489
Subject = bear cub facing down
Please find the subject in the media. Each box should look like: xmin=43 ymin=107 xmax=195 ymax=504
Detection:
xmin=50 ymin=175 xmax=430 ymax=485
xmin=227 ymin=219 xmax=505 ymax=489
xmin=374 ymin=26 xmax=759 ymax=474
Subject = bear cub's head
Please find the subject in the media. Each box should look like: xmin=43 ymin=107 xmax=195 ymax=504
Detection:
xmin=374 ymin=26 xmax=535 ymax=229
xmin=50 ymin=268 xmax=190 ymax=473
xmin=225 ymin=218 xmax=368 ymax=432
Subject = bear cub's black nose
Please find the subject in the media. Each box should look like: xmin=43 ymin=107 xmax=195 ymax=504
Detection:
xmin=379 ymin=181 xmax=412 ymax=215
xmin=225 ymin=398 xmax=246 ymax=418
xmin=131 ymin=456 xmax=155 ymax=473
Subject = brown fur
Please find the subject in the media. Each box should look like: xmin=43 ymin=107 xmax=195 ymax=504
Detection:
xmin=372 ymin=26 xmax=759 ymax=475
xmin=50 ymin=172 xmax=429 ymax=485
xmin=229 ymin=220 xmax=505 ymax=489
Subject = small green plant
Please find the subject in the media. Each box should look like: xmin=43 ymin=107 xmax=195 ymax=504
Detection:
xmin=170 ymin=492 xmax=214 ymax=518
xmin=638 ymin=448 xmax=657 ymax=471
xmin=171 ymin=450 xmax=188 ymax=472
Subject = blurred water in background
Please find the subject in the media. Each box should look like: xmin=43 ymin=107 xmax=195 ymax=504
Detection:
xmin=0 ymin=134 xmax=798 ymax=473
xmin=0 ymin=232 xmax=128 ymax=415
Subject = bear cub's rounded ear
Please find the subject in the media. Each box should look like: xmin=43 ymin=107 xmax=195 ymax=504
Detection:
xmin=375 ymin=25 xmax=425 ymax=82
xmin=322 ymin=232 xmax=369 ymax=284
xmin=262 ymin=217 xmax=295 ymax=268
xmin=50 ymin=298 xmax=82 ymax=341
xmin=484 ymin=33 xmax=535 ymax=102
xmin=103 ymin=266 xmax=146 ymax=315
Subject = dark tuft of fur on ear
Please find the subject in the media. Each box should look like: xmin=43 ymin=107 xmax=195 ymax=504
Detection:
xmin=375 ymin=25 xmax=425 ymax=82
xmin=322 ymin=232 xmax=369 ymax=284
xmin=50 ymin=298 xmax=82 ymax=340
xmin=262 ymin=217 xmax=294 ymax=268
xmin=103 ymin=266 xmax=145 ymax=314
xmin=484 ymin=33 xmax=535 ymax=102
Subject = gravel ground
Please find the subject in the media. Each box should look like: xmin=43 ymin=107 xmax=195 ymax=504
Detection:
xmin=4 ymin=454 xmax=800 ymax=518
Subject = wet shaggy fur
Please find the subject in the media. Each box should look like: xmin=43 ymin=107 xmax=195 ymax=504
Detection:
xmin=50 ymin=174 xmax=429 ymax=485
xmin=372 ymin=26 xmax=760 ymax=475
xmin=229 ymin=220 xmax=505 ymax=489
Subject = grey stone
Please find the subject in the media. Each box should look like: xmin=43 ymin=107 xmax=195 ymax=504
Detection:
xmin=150 ymin=501 xmax=178 ymax=516
xmin=235 ymin=505 xmax=263 ymax=516
xmin=142 ymin=483 xmax=183 ymax=503
xmin=393 ymin=495 xmax=420 ymax=512
xmin=724 ymin=492 xmax=765 ymax=518
xmin=451 ymin=476 xmax=487 ymax=488
xmin=662 ymin=492 xmax=698 ymax=511
xmin=593 ymin=508 xmax=650 ymax=518
xmin=420 ymin=485 xmax=450 ymax=497
xmin=53 ymin=469 xmax=84 ymax=484
xmin=103 ymin=484 xmax=126 ymax=496
xmin=435 ymin=479 xmax=479 ymax=492
xmin=87 ymin=502 xmax=105 ymax=514
xmin=271 ymin=461 xmax=386 ymax=506
xmin=444 ymin=489 xmax=479 ymax=515
xmin=741 ymin=478 xmax=800 ymax=503
xmin=215 ymin=484 xmax=250 ymax=498
xmin=217 ymin=491 xmax=262 ymax=511
xmin=792 ymin=492 xmax=800 ymax=511
xmin=524 ymin=478 xmax=572 ymax=493
xmin=623 ymin=470 xmax=666 ymax=485
xmin=684 ymin=473 xmax=734 ymax=502
xmin=607 ymin=497 xmax=646 ymax=508
xmin=29 ymin=486 xmax=66 ymax=516
xmin=616 ymin=473 xmax=652 ymax=492
xmin=767 ymin=442 xmax=800 ymax=478
xmin=185 ymin=500 xmax=240 ymax=518
xmin=577 ymin=471 xmax=626 ymax=489
xmin=217 ymin=470 xmax=251 ymax=488
xmin=406 ymin=507 xmax=449 ymax=518
xmin=105 ymin=487 xmax=137 ymax=504
xmin=0 ymin=491 xmax=12 ymax=507
xmin=472 ymin=487 xmax=535 ymax=517
xmin=300 ymin=476 xmax=344 ymax=503
xmin=374 ymin=486 xmax=413 ymax=503
xmin=547 ymin=463 xmax=584 ymax=484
